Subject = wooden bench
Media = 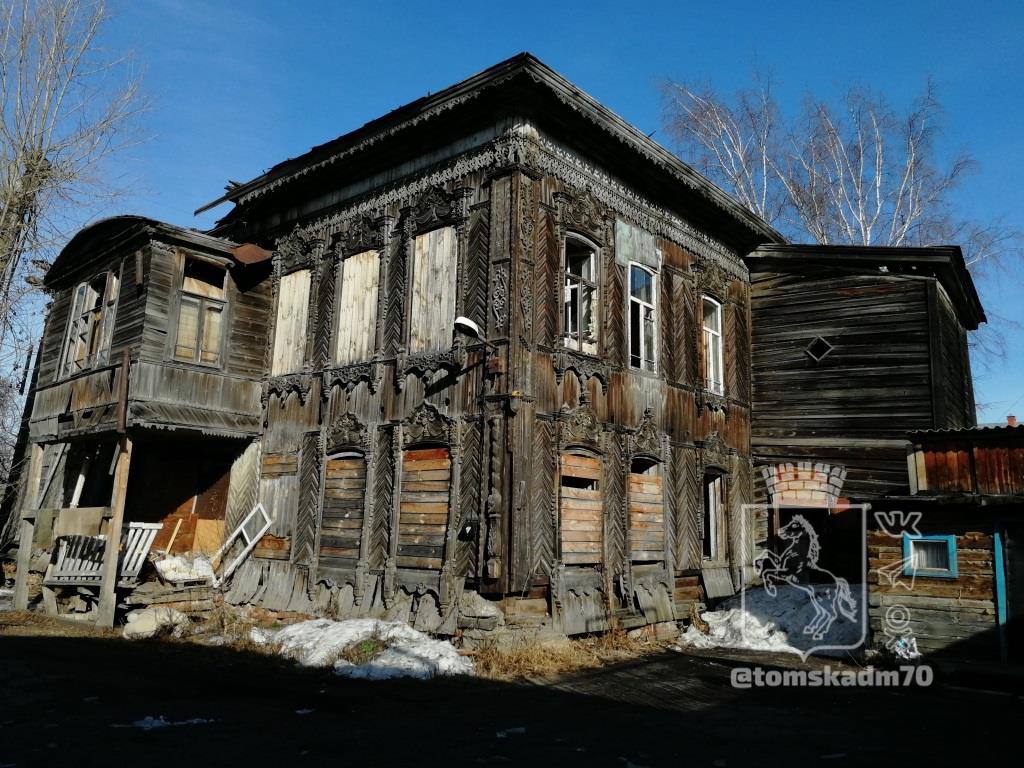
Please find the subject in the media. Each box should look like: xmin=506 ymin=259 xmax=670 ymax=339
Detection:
xmin=42 ymin=521 xmax=163 ymax=599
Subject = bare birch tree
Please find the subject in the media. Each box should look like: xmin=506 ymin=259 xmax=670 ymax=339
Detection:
xmin=0 ymin=0 xmax=143 ymax=493
xmin=663 ymin=75 xmax=1018 ymax=265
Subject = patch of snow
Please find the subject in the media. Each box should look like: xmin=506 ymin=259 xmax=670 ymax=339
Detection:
xmin=259 ymin=618 xmax=474 ymax=680
xmin=155 ymin=555 xmax=214 ymax=584
xmin=122 ymin=607 xmax=190 ymax=640
xmin=677 ymin=584 xmax=864 ymax=657
xmin=496 ymin=727 xmax=527 ymax=738
xmin=0 ymin=588 xmax=13 ymax=612
xmin=113 ymin=715 xmax=215 ymax=730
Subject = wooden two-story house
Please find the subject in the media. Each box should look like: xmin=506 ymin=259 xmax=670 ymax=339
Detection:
xmin=7 ymin=54 xmax=784 ymax=632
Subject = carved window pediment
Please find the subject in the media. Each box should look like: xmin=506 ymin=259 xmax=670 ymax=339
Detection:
xmin=262 ymin=373 xmax=315 ymax=410
xmin=555 ymin=190 xmax=607 ymax=243
xmin=630 ymin=407 xmax=663 ymax=459
xmin=698 ymin=431 xmax=734 ymax=473
xmin=402 ymin=402 xmax=454 ymax=448
xmin=275 ymin=225 xmax=323 ymax=275
xmin=557 ymin=393 xmax=603 ymax=452
xmin=691 ymin=258 xmax=730 ymax=302
xmin=332 ymin=214 xmax=386 ymax=258
xmin=407 ymin=185 xmax=470 ymax=233
xmin=326 ymin=412 xmax=368 ymax=454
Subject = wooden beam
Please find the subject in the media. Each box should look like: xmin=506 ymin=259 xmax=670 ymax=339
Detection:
xmin=96 ymin=435 xmax=133 ymax=627
xmin=13 ymin=443 xmax=45 ymax=610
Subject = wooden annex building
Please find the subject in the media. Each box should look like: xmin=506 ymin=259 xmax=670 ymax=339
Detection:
xmin=1 ymin=54 xmax=1003 ymax=645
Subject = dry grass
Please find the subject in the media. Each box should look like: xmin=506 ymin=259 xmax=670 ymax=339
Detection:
xmin=336 ymin=633 xmax=388 ymax=666
xmin=472 ymin=629 xmax=661 ymax=682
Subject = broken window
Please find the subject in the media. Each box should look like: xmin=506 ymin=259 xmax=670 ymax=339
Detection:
xmin=629 ymin=457 xmax=664 ymax=562
xmin=560 ymin=453 xmax=602 ymax=566
xmin=335 ymin=250 xmax=380 ymax=364
xmin=702 ymin=296 xmax=724 ymax=395
xmin=629 ymin=264 xmax=656 ymax=371
xmin=61 ymin=270 xmax=120 ymax=378
xmin=563 ymin=238 xmax=598 ymax=355
xmin=270 ymin=268 xmax=311 ymax=374
xmin=174 ymin=257 xmax=227 ymax=366
xmin=409 ymin=227 xmax=457 ymax=353
xmin=703 ymin=472 xmax=726 ymax=561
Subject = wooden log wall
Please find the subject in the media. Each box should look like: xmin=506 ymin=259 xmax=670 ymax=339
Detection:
xmin=868 ymin=523 xmax=999 ymax=657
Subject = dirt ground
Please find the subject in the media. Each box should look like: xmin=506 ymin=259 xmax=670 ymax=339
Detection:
xmin=0 ymin=610 xmax=1020 ymax=767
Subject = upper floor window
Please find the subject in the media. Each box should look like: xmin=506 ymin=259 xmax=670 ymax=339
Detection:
xmin=270 ymin=268 xmax=311 ymax=375
xmin=409 ymin=226 xmax=457 ymax=354
xmin=61 ymin=269 xmax=119 ymax=378
xmin=335 ymin=250 xmax=380 ymax=364
xmin=629 ymin=264 xmax=656 ymax=371
xmin=174 ymin=257 xmax=227 ymax=366
xmin=564 ymin=237 xmax=598 ymax=354
xmin=702 ymin=297 xmax=724 ymax=395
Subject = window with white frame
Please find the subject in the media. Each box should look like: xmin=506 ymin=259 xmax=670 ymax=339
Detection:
xmin=61 ymin=270 xmax=120 ymax=378
xmin=702 ymin=297 xmax=724 ymax=395
xmin=174 ymin=257 xmax=227 ymax=366
xmin=564 ymin=237 xmax=598 ymax=354
xmin=629 ymin=264 xmax=656 ymax=371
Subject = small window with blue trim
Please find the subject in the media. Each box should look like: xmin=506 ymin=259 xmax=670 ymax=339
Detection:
xmin=903 ymin=534 xmax=958 ymax=579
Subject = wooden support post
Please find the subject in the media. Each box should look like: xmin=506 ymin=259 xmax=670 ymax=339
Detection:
xmin=13 ymin=443 xmax=45 ymax=610
xmin=96 ymin=435 xmax=133 ymax=627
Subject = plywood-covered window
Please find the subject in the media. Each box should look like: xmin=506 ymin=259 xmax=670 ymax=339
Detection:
xmin=563 ymin=237 xmax=598 ymax=354
xmin=629 ymin=457 xmax=664 ymax=562
xmin=560 ymin=453 xmax=602 ymax=566
xmin=318 ymin=452 xmax=366 ymax=566
xmin=335 ymin=250 xmax=380 ymax=364
xmin=174 ymin=257 xmax=226 ymax=366
xmin=703 ymin=472 xmax=726 ymax=561
xmin=398 ymin=447 xmax=451 ymax=569
xmin=61 ymin=270 xmax=119 ymax=377
xmin=629 ymin=264 xmax=656 ymax=371
xmin=702 ymin=297 xmax=724 ymax=395
xmin=409 ymin=227 xmax=457 ymax=353
xmin=271 ymin=268 xmax=311 ymax=375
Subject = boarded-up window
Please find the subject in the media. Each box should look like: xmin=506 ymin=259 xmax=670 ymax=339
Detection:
xmin=409 ymin=227 xmax=457 ymax=353
xmin=560 ymin=453 xmax=602 ymax=566
xmin=271 ymin=269 xmax=311 ymax=374
xmin=174 ymin=257 xmax=226 ymax=366
xmin=258 ymin=452 xmax=299 ymax=559
xmin=629 ymin=458 xmax=664 ymax=562
xmin=318 ymin=452 xmax=366 ymax=567
xmin=398 ymin=447 xmax=451 ymax=569
xmin=335 ymin=250 xmax=380 ymax=364
xmin=61 ymin=270 xmax=120 ymax=377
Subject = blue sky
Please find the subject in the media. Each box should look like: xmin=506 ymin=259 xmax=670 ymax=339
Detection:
xmin=102 ymin=0 xmax=1024 ymax=419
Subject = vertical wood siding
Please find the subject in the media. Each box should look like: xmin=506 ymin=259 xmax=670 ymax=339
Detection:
xmin=271 ymin=269 xmax=311 ymax=375
xmin=409 ymin=227 xmax=457 ymax=353
xmin=335 ymin=250 xmax=380 ymax=364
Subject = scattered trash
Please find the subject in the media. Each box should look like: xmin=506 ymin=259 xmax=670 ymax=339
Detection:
xmin=251 ymin=618 xmax=474 ymax=680
xmin=155 ymin=555 xmax=214 ymax=586
xmin=113 ymin=715 xmax=215 ymax=730
xmin=122 ymin=607 xmax=190 ymax=640
xmin=892 ymin=636 xmax=921 ymax=660
xmin=0 ymin=588 xmax=14 ymax=612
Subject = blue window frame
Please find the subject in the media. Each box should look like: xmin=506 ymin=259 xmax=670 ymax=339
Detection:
xmin=902 ymin=534 xmax=958 ymax=579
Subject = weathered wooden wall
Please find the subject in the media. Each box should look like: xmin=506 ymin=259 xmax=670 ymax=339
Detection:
xmin=750 ymin=264 xmax=974 ymax=501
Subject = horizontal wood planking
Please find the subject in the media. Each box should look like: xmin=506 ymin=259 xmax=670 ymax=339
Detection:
xmin=319 ymin=456 xmax=366 ymax=568
xmin=629 ymin=471 xmax=664 ymax=561
xmin=397 ymin=448 xmax=451 ymax=569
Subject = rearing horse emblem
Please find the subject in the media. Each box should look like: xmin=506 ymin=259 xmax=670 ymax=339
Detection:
xmin=755 ymin=515 xmax=857 ymax=640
